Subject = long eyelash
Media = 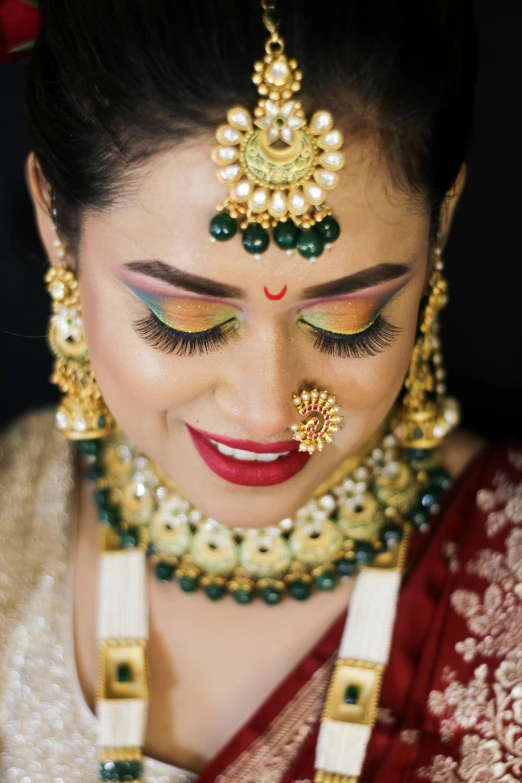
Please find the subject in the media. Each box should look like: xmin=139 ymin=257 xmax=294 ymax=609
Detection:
xmin=134 ymin=311 xmax=235 ymax=356
xmin=308 ymin=316 xmax=402 ymax=358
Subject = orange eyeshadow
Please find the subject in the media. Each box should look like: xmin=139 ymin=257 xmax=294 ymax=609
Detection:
xmin=128 ymin=286 xmax=238 ymax=333
xmin=300 ymin=296 xmax=387 ymax=335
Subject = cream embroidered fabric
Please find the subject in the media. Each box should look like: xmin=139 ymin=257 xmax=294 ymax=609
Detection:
xmin=0 ymin=410 xmax=195 ymax=783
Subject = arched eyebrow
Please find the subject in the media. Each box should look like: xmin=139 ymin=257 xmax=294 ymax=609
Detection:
xmin=123 ymin=260 xmax=412 ymax=299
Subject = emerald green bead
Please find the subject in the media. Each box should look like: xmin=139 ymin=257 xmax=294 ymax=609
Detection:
xmin=209 ymin=212 xmax=237 ymax=241
xmin=100 ymin=760 xmax=118 ymax=781
xmin=129 ymin=761 xmax=142 ymax=780
xmin=295 ymin=228 xmax=324 ymax=259
xmin=316 ymin=216 xmax=340 ymax=243
xmin=421 ymin=487 xmax=443 ymax=509
xmin=344 ymin=684 xmax=360 ymax=705
xmin=233 ymin=589 xmax=254 ymax=605
xmin=86 ymin=463 xmax=103 ymax=483
xmin=405 ymin=448 xmax=430 ymax=463
xmin=242 ymin=223 xmax=270 ymax=255
xmin=116 ymin=760 xmax=135 ymax=781
xmin=316 ymin=570 xmax=337 ymax=591
xmin=273 ymin=220 xmax=298 ymax=250
xmin=78 ymin=439 xmax=101 ymax=457
xmin=261 ymin=585 xmax=283 ymax=605
xmin=98 ymin=506 xmax=121 ymax=526
xmin=354 ymin=540 xmax=376 ymax=566
xmin=116 ymin=662 xmax=133 ymax=683
xmin=407 ymin=505 xmax=429 ymax=529
xmin=154 ymin=561 xmax=175 ymax=581
xmin=97 ymin=414 xmax=107 ymax=430
xmin=413 ymin=426 xmax=424 ymax=440
xmin=428 ymin=467 xmax=452 ymax=490
xmin=205 ymin=583 xmax=226 ymax=601
xmin=380 ymin=522 xmax=404 ymax=549
xmin=289 ymin=580 xmax=311 ymax=601
xmin=336 ymin=558 xmax=357 ymax=577
xmin=119 ymin=527 xmax=139 ymax=549
xmin=94 ymin=488 xmax=111 ymax=507
xmin=179 ymin=574 xmax=199 ymax=593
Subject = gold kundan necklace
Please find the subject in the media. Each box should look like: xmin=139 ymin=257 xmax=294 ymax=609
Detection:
xmin=80 ymin=423 xmax=450 ymax=782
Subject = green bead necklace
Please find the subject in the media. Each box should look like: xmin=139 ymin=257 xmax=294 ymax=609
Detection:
xmin=79 ymin=431 xmax=450 ymax=605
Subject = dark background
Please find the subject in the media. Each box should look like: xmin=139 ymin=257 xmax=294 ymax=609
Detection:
xmin=0 ymin=0 xmax=521 ymax=440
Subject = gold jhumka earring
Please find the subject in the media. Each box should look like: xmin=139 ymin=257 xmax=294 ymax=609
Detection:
xmin=209 ymin=0 xmax=345 ymax=261
xmin=45 ymin=205 xmax=114 ymax=439
xmin=392 ymin=246 xmax=460 ymax=450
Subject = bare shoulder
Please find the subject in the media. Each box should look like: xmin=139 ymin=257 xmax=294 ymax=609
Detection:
xmin=442 ymin=428 xmax=489 ymax=479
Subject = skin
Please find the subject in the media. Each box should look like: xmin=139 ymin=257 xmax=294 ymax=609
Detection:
xmin=26 ymin=139 xmax=484 ymax=771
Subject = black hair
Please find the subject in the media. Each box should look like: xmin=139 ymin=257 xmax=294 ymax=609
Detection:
xmin=25 ymin=0 xmax=478 ymax=253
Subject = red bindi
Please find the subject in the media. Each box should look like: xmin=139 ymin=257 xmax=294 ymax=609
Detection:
xmin=264 ymin=284 xmax=288 ymax=301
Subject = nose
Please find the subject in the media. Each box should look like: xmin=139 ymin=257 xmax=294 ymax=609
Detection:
xmin=213 ymin=332 xmax=300 ymax=441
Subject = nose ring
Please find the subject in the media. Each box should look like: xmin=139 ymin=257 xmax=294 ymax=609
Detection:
xmin=290 ymin=389 xmax=343 ymax=454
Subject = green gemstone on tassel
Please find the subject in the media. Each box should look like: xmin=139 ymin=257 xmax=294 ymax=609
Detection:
xmin=179 ymin=574 xmax=199 ymax=593
xmin=154 ymin=561 xmax=175 ymax=581
xmin=242 ymin=223 xmax=270 ymax=255
xmin=233 ymin=588 xmax=254 ymax=605
xmin=261 ymin=585 xmax=283 ymax=605
xmin=289 ymin=580 xmax=311 ymax=601
xmin=295 ymin=228 xmax=324 ymax=260
xmin=316 ymin=570 xmax=337 ymax=591
xmin=209 ymin=212 xmax=237 ymax=241
xmin=316 ymin=216 xmax=340 ymax=243
xmin=273 ymin=219 xmax=298 ymax=250
xmin=205 ymin=583 xmax=226 ymax=601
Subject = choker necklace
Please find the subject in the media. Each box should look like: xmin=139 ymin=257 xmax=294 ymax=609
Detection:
xmin=80 ymin=424 xmax=450 ymax=605
xmin=83 ymin=423 xmax=451 ymax=783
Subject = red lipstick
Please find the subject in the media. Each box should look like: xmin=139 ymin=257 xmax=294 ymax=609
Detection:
xmin=186 ymin=425 xmax=310 ymax=487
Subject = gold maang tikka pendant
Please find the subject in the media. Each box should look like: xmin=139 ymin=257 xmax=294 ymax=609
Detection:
xmin=209 ymin=2 xmax=345 ymax=262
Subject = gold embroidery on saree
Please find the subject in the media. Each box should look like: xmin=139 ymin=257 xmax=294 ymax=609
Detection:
xmin=420 ymin=463 xmax=522 ymax=783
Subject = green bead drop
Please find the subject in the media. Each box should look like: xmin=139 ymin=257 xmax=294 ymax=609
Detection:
xmin=209 ymin=212 xmax=237 ymax=241
xmin=154 ymin=561 xmax=175 ymax=581
xmin=273 ymin=220 xmax=298 ymax=250
xmin=119 ymin=527 xmax=139 ymax=549
xmin=242 ymin=223 xmax=270 ymax=255
xmin=354 ymin=540 xmax=376 ymax=566
xmin=289 ymin=580 xmax=311 ymax=601
xmin=233 ymin=589 xmax=254 ymax=605
xmin=407 ymin=505 xmax=429 ymax=529
xmin=316 ymin=570 xmax=337 ymax=591
xmin=380 ymin=522 xmax=403 ymax=549
xmin=179 ymin=574 xmax=199 ymax=593
xmin=78 ymin=439 xmax=101 ymax=457
xmin=421 ymin=487 xmax=443 ymax=509
xmin=428 ymin=467 xmax=452 ymax=490
xmin=336 ymin=558 xmax=357 ymax=577
xmin=295 ymin=228 xmax=324 ymax=260
xmin=205 ymin=583 xmax=226 ymax=601
xmin=100 ymin=760 xmax=118 ymax=782
xmin=86 ymin=463 xmax=103 ymax=483
xmin=405 ymin=448 xmax=431 ymax=464
xmin=316 ymin=216 xmax=340 ymax=243
xmin=261 ymin=585 xmax=283 ymax=605
xmin=116 ymin=662 xmax=133 ymax=683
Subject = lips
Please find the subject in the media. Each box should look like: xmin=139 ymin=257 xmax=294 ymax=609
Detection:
xmin=186 ymin=425 xmax=310 ymax=487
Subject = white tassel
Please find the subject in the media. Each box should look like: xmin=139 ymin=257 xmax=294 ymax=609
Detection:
xmin=316 ymin=720 xmax=371 ymax=777
xmin=96 ymin=550 xmax=148 ymax=641
xmin=338 ymin=569 xmax=400 ymax=664
xmin=98 ymin=699 xmax=148 ymax=748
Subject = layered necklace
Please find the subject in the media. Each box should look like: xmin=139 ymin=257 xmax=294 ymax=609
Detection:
xmin=80 ymin=422 xmax=450 ymax=783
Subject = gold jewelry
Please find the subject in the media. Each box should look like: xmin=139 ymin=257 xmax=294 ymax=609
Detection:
xmin=209 ymin=0 xmax=345 ymax=262
xmin=81 ymin=415 xmax=449 ymax=606
xmin=392 ymin=248 xmax=460 ymax=449
xmin=291 ymin=388 xmax=343 ymax=453
xmin=46 ymin=220 xmax=114 ymax=439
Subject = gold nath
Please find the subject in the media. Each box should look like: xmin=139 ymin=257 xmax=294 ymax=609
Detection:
xmin=209 ymin=0 xmax=345 ymax=262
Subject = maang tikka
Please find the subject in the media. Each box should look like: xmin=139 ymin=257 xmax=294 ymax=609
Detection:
xmin=209 ymin=0 xmax=345 ymax=262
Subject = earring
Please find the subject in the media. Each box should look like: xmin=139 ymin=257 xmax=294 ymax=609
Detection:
xmin=392 ymin=247 xmax=460 ymax=450
xmin=291 ymin=389 xmax=343 ymax=454
xmin=45 ymin=216 xmax=114 ymax=440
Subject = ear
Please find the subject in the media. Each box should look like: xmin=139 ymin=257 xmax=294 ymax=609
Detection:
xmin=25 ymin=151 xmax=62 ymax=267
xmin=438 ymin=164 xmax=467 ymax=250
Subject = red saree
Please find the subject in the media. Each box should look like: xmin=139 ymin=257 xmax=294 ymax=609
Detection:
xmin=193 ymin=445 xmax=522 ymax=783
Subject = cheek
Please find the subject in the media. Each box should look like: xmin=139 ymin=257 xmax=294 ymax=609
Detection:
xmin=77 ymin=271 xmax=215 ymax=414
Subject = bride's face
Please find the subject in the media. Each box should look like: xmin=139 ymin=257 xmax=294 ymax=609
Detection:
xmin=46 ymin=140 xmax=433 ymax=528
